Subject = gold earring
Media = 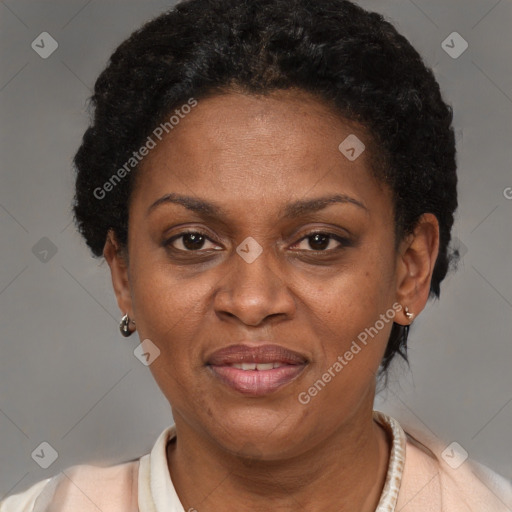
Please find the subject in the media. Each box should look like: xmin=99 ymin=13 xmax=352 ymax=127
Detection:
xmin=404 ymin=306 xmax=414 ymax=321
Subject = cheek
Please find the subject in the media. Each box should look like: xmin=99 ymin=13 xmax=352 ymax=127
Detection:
xmin=128 ymin=261 xmax=210 ymax=387
xmin=297 ymin=280 xmax=394 ymax=423
xmin=131 ymin=255 xmax=205 ymax=332
xmin=301 ymin=246 xmax=396 ymax=373
xmin=131 ymin=268 xmax=209 ymax=407
xmin=308 ymin=248 xmax=395 ymax=326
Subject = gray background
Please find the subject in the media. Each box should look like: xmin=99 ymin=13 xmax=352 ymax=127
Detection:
xmin=1 ymin=0 xmax=511 ymax=499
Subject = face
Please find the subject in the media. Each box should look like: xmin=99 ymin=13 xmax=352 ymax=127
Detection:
xmin=105 ymin=89 xmax=438 ymax=459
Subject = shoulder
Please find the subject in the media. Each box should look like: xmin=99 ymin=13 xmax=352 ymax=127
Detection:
xmin=0 ymin=425 xmax=175 ymax=512
xmin=397 ymin=420 xmax=512 ymax=512
xmin=0 ymin=460 xmax=139 ymax=512
xmin=0 ymin=478 xmax=50 ymax=512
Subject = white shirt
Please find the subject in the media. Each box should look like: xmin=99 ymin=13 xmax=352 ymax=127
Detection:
xmin=1 ymin=411 xmax=511 ymax=511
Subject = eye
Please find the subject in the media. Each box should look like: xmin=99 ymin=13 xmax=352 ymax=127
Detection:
xmin=165 ymin=230 xmax=350 ymax=253
xmin=165 ymin=231 xmax=221 ymax=252
xmin=291 ymin=231 xmax=349 ymax=252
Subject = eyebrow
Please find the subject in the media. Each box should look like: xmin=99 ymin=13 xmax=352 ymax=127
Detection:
xmin=146 ymin=192 xmax=368 ymax=218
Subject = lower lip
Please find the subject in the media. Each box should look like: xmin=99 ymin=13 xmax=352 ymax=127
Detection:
xmin=208 ymin=364 xmax=306 ymax=396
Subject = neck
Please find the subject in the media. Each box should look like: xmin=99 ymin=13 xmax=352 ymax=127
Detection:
xmin=167 ymin=403 xmax=390 ymax=511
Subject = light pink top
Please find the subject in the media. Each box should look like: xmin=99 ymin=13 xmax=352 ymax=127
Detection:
xmin=1 ymin=411 xmax=511 ymax=511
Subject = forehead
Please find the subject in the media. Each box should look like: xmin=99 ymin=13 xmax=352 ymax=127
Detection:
xmin=131 ymin=90 xmax=390 ymax=219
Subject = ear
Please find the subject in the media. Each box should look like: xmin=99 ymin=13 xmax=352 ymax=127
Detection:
xmin=103 ymin=229 xmax=134 ymax=320
xmin=394 ymin=213 xmax=440 ymax=325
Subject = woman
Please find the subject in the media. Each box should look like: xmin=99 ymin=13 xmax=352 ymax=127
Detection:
xmin=1 ymin=0 xmax=511 ymax=510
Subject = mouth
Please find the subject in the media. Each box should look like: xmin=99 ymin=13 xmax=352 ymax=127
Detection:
xmin=206 ymin=344 xmax=308 ymax=396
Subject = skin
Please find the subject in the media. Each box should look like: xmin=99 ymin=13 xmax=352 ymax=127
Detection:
xmin=104 ymin=89 xmax=439 ymax=511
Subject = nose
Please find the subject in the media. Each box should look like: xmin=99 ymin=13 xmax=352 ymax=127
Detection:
xmin=213 ymin=242 xmax=296 ymax=327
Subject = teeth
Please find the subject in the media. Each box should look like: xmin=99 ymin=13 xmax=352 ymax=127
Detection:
xmin=230 ymin=362 xmax=286 ymax=370
xmin=256 ymin=363 xmax=274 ymax=370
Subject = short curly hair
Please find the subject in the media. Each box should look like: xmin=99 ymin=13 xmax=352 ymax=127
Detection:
xmin=72 ymin=0 xmax=458 ymax=376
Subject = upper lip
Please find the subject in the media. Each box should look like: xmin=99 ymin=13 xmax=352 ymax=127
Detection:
xmin=206 ymin=344 xmax=308 ymax=366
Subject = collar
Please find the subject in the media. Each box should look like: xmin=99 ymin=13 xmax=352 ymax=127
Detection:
xmin=140 ymin=410 xmax=406 ymax=512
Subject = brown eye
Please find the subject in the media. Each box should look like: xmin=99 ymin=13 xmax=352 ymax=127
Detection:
xmin=165 ymin=231 xmax=220 ymax=252
xmin=307 ymin=233 xmax=331 ymax=251
xmin=181 ymin=232 xmax=206 ymax=250
xmin=292 ymin=232 xmax=349 ymax=252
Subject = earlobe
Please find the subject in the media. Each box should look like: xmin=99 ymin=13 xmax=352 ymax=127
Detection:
xmin=103 ymin=230 xmax=134 ymax=320
xmin=403 ymin=305 xmax=414 ymax=322
xmin=395 ymin=213 xmax=440 ymax=324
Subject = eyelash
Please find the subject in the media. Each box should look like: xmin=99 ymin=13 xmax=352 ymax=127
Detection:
xmin=164 ymin=229 xmax=350 ymax=254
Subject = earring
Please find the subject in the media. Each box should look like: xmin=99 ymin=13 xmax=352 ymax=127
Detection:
xmin=404 ymin=306 xmax=414 ymax=321
xmin=119 ymin=313 xmax=136 ymax=337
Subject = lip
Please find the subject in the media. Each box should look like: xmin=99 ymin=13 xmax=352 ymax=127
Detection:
xmin=207 ymin=344 xmax=307 ymax=366
xmin=206 ymin=343 xmax=308 ymax=396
